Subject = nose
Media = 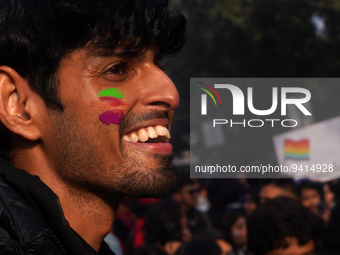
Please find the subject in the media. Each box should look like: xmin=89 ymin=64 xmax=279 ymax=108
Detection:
xmin=140 ymin=64 xmax=180 ymax=112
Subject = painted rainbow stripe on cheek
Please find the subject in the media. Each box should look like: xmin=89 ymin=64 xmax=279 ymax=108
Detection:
xmin=99 ymin=97 xmax=124 ymax=107
xmin=98 ymin=88 xmax=125 ymax=125
xmin=99 ymin=110 xmax=124 ymax=125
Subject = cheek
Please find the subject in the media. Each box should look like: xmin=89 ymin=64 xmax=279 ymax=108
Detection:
xmin=99 ymin=97 xmax=125 ymax=107
xmin=99 ymin=110 xmax=125 ymax=125
xmin=302 ymin=199 xmax=310 ymax=207
xmin=96 ymin=93 xmax=126 ymax=125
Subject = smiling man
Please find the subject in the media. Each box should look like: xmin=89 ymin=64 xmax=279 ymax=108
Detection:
xmin=0 ymin=0 xmax=185 ymax=254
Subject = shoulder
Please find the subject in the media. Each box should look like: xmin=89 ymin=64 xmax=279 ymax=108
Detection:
xmin=0 ymin=231 xmax=26 ymax=254
xmin=0 ymin=175 xmax=56 ymax=254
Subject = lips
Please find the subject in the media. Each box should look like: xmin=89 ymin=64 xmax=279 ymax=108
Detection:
xmin=122 ymin=125 xmax=171 ymax=143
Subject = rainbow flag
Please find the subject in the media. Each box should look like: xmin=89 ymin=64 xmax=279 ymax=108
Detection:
xmin=284 ymin=139 xmax=310 ymax=160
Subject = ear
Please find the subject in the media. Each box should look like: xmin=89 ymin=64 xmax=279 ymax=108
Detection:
xmin=0 ymin=66 xmax=42 ymax=141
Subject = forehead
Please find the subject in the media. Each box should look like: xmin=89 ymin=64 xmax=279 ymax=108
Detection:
xmin=85 ymin=43 xmax=148 ymax=59
xmin=233 ymin=216 xmax=246 ymax=226
xmin=301 ymin=188 xmax=319 ymax=196
xmin=61 ymin=45 xmax=141 ymax=63
xmin=261 ymin=184 xmax=285 ymax=197
xmin=181 ymin=184 xmax=198 ymax=191
xmin=59 ymin=44 xmax=160 ymax=70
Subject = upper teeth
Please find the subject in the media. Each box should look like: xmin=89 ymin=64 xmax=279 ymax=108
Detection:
xmin=122 ymin=125 xmax=171 ymax=143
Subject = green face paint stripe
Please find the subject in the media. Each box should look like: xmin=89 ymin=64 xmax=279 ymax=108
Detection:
xmin=98 ymin=88 xmax=125 ymax=98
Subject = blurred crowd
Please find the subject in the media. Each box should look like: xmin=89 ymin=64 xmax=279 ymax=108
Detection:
xmin=104 ymin=172 xmax=340 ymax=255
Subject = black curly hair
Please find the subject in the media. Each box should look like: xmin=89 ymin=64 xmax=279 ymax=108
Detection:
xmin=247 ymin=197 xmax=324 ymax=255
xmin=143 ymin=198 xmax=183 ymax=246
xmin=0 ymin=0 xmax=186 ymax=160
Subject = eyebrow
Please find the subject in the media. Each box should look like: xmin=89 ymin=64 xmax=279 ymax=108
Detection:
xmin=82 ymin=45 xmax=163 ymax=75
xmin=85 ymin=45 xmax=147 ymax=60
xmin=85 ymin=42 xmax=162 ymax=61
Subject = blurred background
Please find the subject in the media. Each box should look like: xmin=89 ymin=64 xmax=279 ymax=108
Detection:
xmin=167 ymin=0 xmax=340 ymax=167
xmin=106 ymin=1 xmax=340 ymax=255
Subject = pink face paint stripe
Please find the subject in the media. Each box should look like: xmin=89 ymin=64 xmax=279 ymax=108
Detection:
xmin=99 ymin=97 xmax=125 ymax=107
xmin=99 ymin=110 xmax=124 ymax=125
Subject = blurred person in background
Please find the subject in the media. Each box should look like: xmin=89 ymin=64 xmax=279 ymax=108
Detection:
xmin=208 ymin=179 xmax=246 ymax=228
xmin=259 ymin=179 xmax=298 ymax=202
xmin=324 ymin=182 xmax=335 ymax=209
xmin=130 ymin=198 xmax=160 ymax=252
xmin=172 ymin=177 xmax=211 ymax=235
xmin=134 ymin=199 xmax=191 ymax=255
xmin=175 ymin=237 xmax=222 ymax=255
xmin=195 ymin=179 xmax=211 ymax=213
xmin=322 ymin=179 xmax=340 ymax=253
xmin=323 ymin=182 xmax=335 ymax=223
xmin=243 ymin=185 xmax=261 ymax=216
xmin=194 ymin=228 xmax=235 ymax=255
xmin=248 ymin=197 xmax=324 ymax=255
xmin=298 ymin=180 xmax=331 ymax=223
xmin=217 ymin=210 xmax=248 ymax=255
xmin=110 ymin=197 xmax=137 ymax=254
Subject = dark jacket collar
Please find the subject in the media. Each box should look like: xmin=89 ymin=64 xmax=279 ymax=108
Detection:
xmin=0 ymin=158 xmax=114 ymax=255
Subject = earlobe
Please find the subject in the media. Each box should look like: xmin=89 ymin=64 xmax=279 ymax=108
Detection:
xmin=0 ymin=66 xmax=41 ymax=141
xmin=6 ymin=83 xmax=30 ymax=120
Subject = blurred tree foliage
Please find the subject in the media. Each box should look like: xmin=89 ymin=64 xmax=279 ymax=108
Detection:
xmin=167 ymin=0 xmax=340 ymax=161
xmin=169 ymin=0 xmax=340 ymax=77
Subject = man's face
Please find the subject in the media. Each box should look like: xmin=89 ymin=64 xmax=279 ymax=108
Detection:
xmin=179 ymin=184 xmax=199 ymax=208
xmin=259 ymin=184 xmax=286 ymax=202
xmin=259 ymin=184 xmax=295 ymax=202
xmin=43 ymin=47 xmax=179 ymax=198
xmin=300 ymin=188 xmax=321 ymax=214
xmin=231 ymin=216 xmax=247 ymax=248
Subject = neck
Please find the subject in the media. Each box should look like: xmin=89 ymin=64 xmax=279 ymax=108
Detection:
xmin=42 ymin=175 xmax=123 ymax=251
xmin=57 ymin=184 xmax=122 ymax=251
xmin=12 ymin=146 xmax=123 ymax=252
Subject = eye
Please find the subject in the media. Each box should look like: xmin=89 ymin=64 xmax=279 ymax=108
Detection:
xmin=102 ymin=62 xmax=130 ymax=82
xmin=105 ymin=62 xmax=128 ymax=75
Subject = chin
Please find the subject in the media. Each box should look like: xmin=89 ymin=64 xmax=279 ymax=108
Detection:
xmin=123 ymin=165 xmax=178 ymax=198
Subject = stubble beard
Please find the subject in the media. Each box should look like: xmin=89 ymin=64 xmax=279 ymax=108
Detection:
xmin=114 ymin=143 xmax=178 ymax=198
xmin=50 ymin=111 xmax=178 ymax=200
